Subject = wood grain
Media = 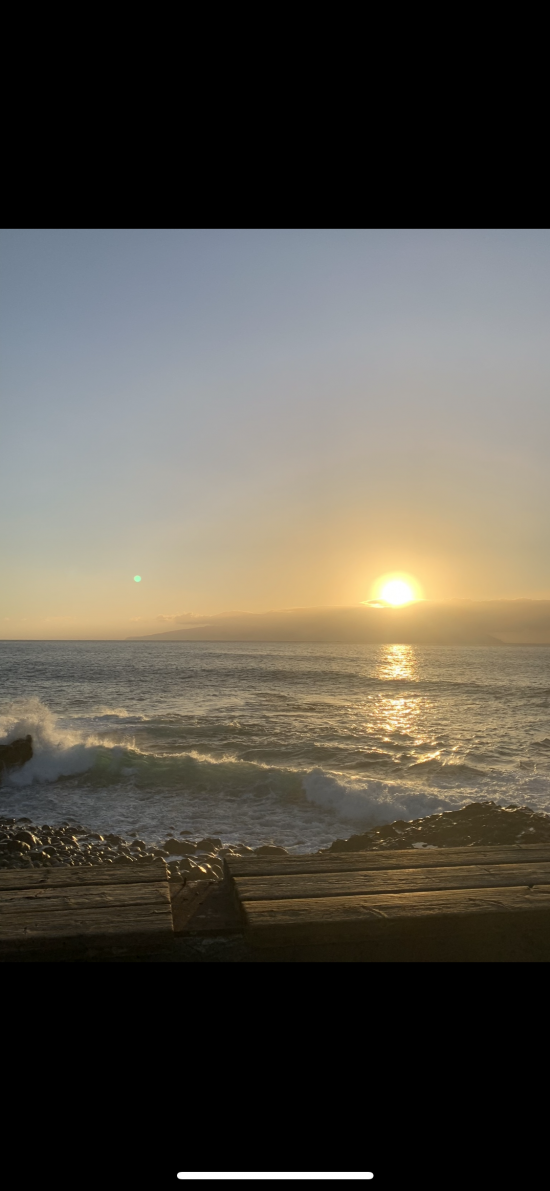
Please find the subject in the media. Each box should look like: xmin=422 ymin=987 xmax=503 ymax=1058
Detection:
xmin=0 ymin=881 xmax=170 ymax=912
xmin=0 ymin=902 xmax=174 ymax=942
xmin=233 ymin=861 xmax=550 ymax=902
xmin=0 ymin=865 xmax=174 ymax=943
xmin=0 ymin=859 xmax=168 ymax=891
xmin=225 ymin=845 xmax=550 ymax=878
xmin=243 ymin=884 xmax=550 ymax=945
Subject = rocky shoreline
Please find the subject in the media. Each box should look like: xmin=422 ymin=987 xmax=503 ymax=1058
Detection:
xmin=2 ymin=800 xmax=550 ymax=882
xmin=324 ymin=800 xmax=550 ymax=852
xmin=0 ymin=817 xmax=288 ymax=881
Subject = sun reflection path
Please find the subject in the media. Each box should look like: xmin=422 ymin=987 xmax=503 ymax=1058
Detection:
xmin=377 ymin=644 xmax=416 ymax=682
xmin=378 ymin=696 xmax=420 ymax=737
xmin=376 ymin=646 xmax=420 ymax=737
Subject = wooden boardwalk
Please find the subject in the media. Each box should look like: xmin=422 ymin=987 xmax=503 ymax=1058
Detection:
xmin=226 ymin=845 xmax=550 ymax=949
xmin=0 ymin=859 xmax=174 ymax=956
xmin=2 ymin=844 xmax=550 ymax=959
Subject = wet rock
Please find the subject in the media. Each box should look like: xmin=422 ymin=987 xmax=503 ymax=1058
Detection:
xmin=206 ymin=860 xmax=224 ymax=878
xmin=0 ymin=737 xmax=33 ymax=777
xmin=7 ymin=839 xmax=30 ymax=853
xmin=187 ymin=863 xmax=212 ymax=881
xmin=174 ymin=857 xmax=197 ymax=875
xmin=254 ymin=845 xmax=288 ymax=856
xmin=195 ymin=837 xmax=222 ymax=853
xmin=163 ymin=837 xmax=193 ymax=855
xmin=219 ymin=843 xmax=253 ymax=857
xmin=324 ymin=801 xmax=550 ymax=852
xmin=13 ymin=831 xmax=37 ymax=846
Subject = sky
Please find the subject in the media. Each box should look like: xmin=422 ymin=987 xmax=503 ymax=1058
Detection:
xmin=1 ymin=228 xmax=550 ymax=639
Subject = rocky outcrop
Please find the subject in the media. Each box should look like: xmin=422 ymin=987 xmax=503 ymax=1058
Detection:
xmin=0 ymin=735 xmax=33 ymax=778
xmin=324 ymin=800 xmax=550 ymax=852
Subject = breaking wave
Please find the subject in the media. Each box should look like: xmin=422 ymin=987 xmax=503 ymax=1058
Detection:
xmin=0 ymin=699 xmax=100 ymax=784
xmin=2 ymin=699 xmax=550 ymax=847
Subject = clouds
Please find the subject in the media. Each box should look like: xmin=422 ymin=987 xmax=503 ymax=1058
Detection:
xmin=128 ymin=602 xmax=550 ymax=645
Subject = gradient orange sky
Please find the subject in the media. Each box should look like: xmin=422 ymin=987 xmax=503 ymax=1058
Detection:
xmin=2 ymin=229 xmax=549 ymax=638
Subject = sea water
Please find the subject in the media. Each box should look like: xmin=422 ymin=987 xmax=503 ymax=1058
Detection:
xmin=1 ymin=641 xmax=549 ymax=852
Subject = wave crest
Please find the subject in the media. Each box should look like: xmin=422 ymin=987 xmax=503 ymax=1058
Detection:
xmin=2 ymin=699 xmax=550 ymax=835
xmin=302 ymin=768 xmax=460 ymax=825
xmin=0 ymin=698 xmax=99 ymax=784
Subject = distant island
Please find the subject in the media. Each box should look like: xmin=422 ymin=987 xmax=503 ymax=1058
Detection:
xmin=127 ymin=599 xmax=550 ymax=645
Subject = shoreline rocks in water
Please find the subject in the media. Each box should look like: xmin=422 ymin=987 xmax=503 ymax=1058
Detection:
xmin=1 ymin=801 xmax=549 ymax=879
xmin=0 ymin=817 xmax=286 ymax=882
xmin=0 ymin=735 xmax=33 ymax=778
xmin=323 ymin=801 xmax=550 ymax=852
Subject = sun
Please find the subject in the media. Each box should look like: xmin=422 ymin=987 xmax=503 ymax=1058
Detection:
xmin=367 ymin=572 xmax=423 ymax=606
xmin=381 ymin=579 xmax=414 ymax=605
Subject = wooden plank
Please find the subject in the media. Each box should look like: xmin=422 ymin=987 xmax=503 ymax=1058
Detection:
xmin=0 ymin=902 xmax=174 ymax=943
xmin=233 ymin=861 xmax=550 ymax=902
xmin=243 ymin=884 xmax=550 ymax=946
xmin=0 ymin=905 xmax=172 ymax=943
xmin=225 ymin=845 xmax=550 ymax=878
xmin=0 ymin=860 xmax=168 ymax=891
xmin=0 ymin=881 xmax=170 ymax=913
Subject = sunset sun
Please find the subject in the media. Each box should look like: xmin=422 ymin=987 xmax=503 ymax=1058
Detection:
xmin=380 ymin=579 xmax=414 ymax=605
xmin=368 ymin=573 xmax=423 ymax=606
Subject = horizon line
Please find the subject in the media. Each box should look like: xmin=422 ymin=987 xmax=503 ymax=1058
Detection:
xmin=2 ymin=638 xmax=550 ymax=646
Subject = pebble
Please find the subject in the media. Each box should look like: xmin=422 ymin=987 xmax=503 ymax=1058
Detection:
xmin=163 ymin=837 xmax=193 ymax=855
xmin=13 ymin=831 xmax=37 ymax=846
xmin=0 ymin=816 xmax=287 ymax=882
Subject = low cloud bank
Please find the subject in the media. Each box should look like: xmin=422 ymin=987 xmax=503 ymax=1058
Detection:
xmin=127 ymin=600 xmax=550 ymax=644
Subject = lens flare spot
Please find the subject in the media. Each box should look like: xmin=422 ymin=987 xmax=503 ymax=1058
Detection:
xmin=134 ymin=575 xmax=142 ymax=583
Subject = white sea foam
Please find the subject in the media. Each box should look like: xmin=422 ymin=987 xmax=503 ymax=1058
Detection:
xmin=0 ymin=698 xmax=98 ymax=784
xmin=302 ymin=766 xmax=550 ymax=825
xmin=1 ymin=657 xmax=550 ymax=852
xmin=302 ymin=768 xmax=463 ymax=826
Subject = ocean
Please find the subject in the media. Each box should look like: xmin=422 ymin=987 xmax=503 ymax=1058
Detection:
xmin=1 ymin=641 xmax=549 ymax=853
